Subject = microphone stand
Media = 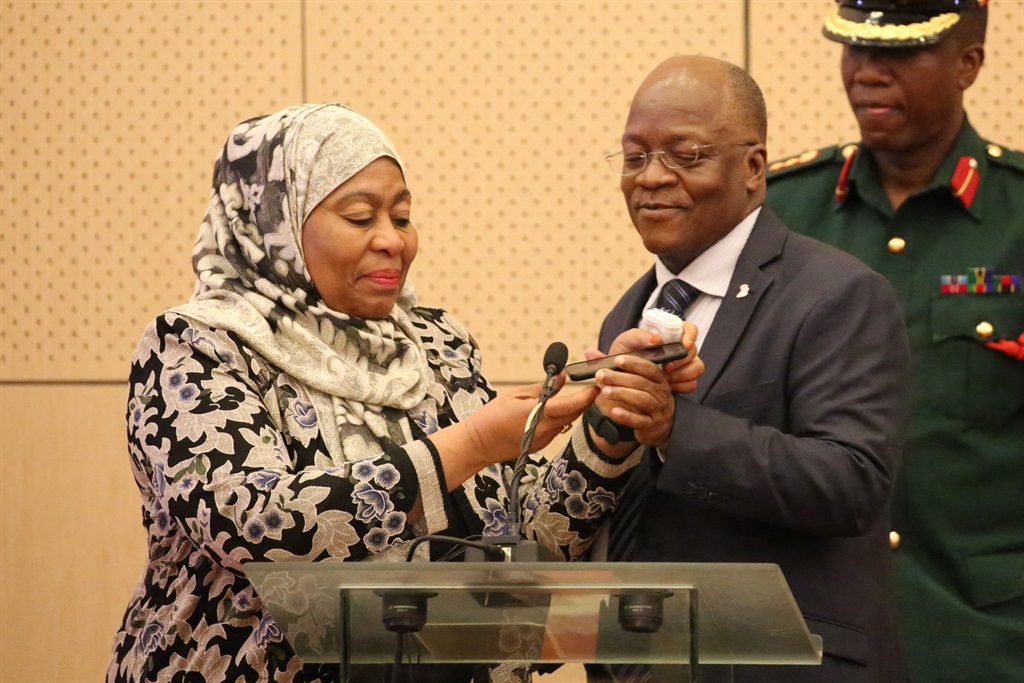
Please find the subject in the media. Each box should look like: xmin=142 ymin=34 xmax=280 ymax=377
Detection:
xmin=465 ymin=342 xmax=568 ymax=563
xmin=507 ymin=369 xmax=559 ymax=538
xmin=459 ymin=344 xmax=568 ymax=683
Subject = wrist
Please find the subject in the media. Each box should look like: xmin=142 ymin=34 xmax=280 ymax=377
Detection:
xmin=460 ymin=416 xmax=503 ymax=470
xmin=428 ymin=419 xmax=497 ymax=491
xmin=583 ymin=403 xmax=635 ymax=445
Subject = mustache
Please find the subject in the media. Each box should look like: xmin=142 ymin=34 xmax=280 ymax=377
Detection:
xmin=631 ymin=195 xmax=689 ymax=210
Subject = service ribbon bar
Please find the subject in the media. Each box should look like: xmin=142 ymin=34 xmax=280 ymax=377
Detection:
xmin=941 ymin=267 xmax=1021 ymax=294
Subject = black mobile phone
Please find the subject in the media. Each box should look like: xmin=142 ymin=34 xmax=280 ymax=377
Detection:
xmin=564 ymin=342 xmax=689 ymax=381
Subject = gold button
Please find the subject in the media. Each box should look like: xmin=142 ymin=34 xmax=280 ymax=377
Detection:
xmin=987 ymin=144 xmax=1003 ymax=158
xmin=888 ymin=237 xmax=906 ymax=253
xmin=889 ymin=531 xmax=901 ymax=549
xmin=842 ymin=144 xmax=857 ymax=159
xmin=976 ymin=321 xmax=995 ymax=338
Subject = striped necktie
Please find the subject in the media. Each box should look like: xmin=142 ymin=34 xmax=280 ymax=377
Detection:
xmin=654 ymin=278 xmax=700 ymax=318
xmin=599 ymin=280 xmax=702 ymax=683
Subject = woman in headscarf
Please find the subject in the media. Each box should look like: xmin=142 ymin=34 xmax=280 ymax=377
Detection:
xmin=107 ymin=104 xmax=697 ymax=683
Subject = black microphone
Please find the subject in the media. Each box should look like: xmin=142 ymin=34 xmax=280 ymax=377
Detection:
xmin=522 ymin=341 xmax=568 ymax=466
xmin=543 ymin=341 xmax=569 ymax=375
xmin=538 ymin=341 xmax=569 ymax=401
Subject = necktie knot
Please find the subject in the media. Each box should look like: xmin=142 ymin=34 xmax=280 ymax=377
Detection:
xmin=654 ymin=279 xmax=700 ymax=318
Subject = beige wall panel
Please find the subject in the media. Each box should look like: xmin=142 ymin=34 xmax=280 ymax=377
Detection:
xmin=969 ymin=0 xmax=1024 ymax=148
xmin=305 ymin=0 xmax=746 ymax=382
xmin=1 ymin=385 xmax=146 ymax=683
xmin=0 ymin=1 xmax=304 ymax=382
xmin=752 ymin=0 xmax=1024 ymax=160
xmin=750 ymin=0 xmax=850 ymax=157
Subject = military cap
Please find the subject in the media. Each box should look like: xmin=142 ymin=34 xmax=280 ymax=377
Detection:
xmin=823 ymin=0 xmax=988 ymax=48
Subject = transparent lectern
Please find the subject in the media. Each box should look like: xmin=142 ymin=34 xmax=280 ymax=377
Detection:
xmin=244 ymin=561 xmax=822 ymax=682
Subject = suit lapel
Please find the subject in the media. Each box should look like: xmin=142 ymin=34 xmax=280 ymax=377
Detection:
xmin=691 ymin=208 xmax=787 ymax=403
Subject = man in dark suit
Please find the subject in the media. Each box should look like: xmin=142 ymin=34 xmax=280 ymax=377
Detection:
xmin=584 ymin=55 xmax=911 ymax=683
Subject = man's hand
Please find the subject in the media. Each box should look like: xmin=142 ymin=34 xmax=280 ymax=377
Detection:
xmin=586 ymin=321 xmax=704 ymax=394
xmin=591 ymin=352 xmax=675 ymax=447
xmin=575 ymin=322 xmax=704 ymax=452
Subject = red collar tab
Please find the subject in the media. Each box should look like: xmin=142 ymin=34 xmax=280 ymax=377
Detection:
xmin=835 ymin=144 xmax=858 ymax=202
xmin=951 ymin=156 xmax=980 ymax=208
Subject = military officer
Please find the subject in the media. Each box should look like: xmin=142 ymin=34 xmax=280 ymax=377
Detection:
xmin=765 ymin=1 xmax=1024 ymax=681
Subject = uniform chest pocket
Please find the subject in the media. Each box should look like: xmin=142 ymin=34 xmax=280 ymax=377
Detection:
xmin=928 ymin=295 xmax=1024 ymax=424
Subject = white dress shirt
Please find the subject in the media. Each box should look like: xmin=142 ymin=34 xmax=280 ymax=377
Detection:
xmin=642 ymin=206 xmax=761 ymax=351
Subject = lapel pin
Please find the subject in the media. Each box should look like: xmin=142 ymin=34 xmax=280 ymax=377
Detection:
xmin=736 ymin=284 xmax=750 ymax=298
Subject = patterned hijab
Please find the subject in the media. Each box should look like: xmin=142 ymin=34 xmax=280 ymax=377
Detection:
xmin=172 ymin=104 xmax=435 ymax=460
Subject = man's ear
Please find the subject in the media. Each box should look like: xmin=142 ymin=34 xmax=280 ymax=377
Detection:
xmin=958 ymin=43 xmax=985 ymax=91
xmin=746 ymin=144 xmax=768 ymax=191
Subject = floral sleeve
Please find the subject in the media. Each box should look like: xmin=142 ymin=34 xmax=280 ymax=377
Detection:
xmin=128 ymin=314 xmax=442 ymax=575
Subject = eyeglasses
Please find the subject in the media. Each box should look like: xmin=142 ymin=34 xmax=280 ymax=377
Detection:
xmin=605 ymin=142 xmax=758 ymax=176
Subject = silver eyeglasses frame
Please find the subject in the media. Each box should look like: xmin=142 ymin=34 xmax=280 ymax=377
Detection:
xmin=605 ymin=142 xmax=758 ymax=176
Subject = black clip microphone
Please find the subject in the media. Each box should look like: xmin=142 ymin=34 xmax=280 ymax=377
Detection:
xmin=537 ymin=341 xmax=569 ymax=404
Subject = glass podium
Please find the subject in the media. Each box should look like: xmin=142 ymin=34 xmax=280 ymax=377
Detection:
xmin=244 ymin=561 xmax=822 ymax=682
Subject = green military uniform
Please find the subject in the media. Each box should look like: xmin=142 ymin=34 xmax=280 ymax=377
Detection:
xmin=766 ymin=119 xmax=1024 ymax=682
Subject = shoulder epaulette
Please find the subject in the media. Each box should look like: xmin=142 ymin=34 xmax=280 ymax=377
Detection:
xmin=766 ymin=144 xmax=850 ymax=179
xmin=984 ymin=143 xmax=1024 ymax=174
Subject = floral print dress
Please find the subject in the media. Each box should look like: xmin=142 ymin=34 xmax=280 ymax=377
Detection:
xmin=107 ymin=306 xmax=639 ymax=683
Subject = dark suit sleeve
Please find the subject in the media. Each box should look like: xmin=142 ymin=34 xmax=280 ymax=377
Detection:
xmin=657 ymin=267 xmax=911 ymax=536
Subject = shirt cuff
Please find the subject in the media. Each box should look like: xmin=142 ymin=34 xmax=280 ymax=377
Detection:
xmin=575 ymin=422 xmax=643 ymax=476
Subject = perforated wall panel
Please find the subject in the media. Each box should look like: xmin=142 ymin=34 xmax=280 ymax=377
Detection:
xmin=969 ymin=0 xmax=1024 ymax=148
xmin=0 ymin=0 xmax=303 ymax=381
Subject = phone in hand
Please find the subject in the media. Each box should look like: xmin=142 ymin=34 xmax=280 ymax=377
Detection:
xmin=564 ymin=342 xmax=689 ymax=381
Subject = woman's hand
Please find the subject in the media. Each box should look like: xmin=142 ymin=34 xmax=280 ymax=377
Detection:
xmin=429 ymin=378 xmax=599 ymax=490
xmin=468 ymin=376 xmax=598 ymax=457
xmin=518 ymin=375 xmax=601 ymax=453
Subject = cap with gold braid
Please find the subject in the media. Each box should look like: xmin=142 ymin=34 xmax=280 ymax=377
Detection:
xmin=823 ymin=0 xmax=988 ymax=48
